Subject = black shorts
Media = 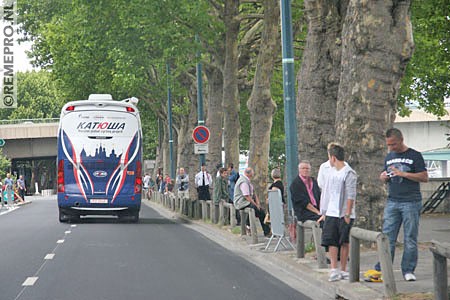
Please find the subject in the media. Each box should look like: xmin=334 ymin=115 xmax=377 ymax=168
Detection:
xmin=321 ymin=216 xmax=354 ymax=247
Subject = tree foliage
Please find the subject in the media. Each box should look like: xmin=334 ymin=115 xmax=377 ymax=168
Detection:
xmin=398 ymin=0 xmax=450 ymax=116
xmin=0 ymin=71 xmax=65 ymax=120
xmin=0 ymin=149 xmax=11 ymax=179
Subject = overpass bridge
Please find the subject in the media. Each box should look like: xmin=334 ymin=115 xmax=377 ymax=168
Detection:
xmin=0 ymin=119 xmax=59 ymax=194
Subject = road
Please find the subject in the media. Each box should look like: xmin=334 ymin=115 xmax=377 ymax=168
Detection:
xmin=0 ymin=197 xmax=310 ymax=300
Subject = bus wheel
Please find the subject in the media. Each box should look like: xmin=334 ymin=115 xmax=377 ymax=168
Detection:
xmin=131 ymin=211 xmax=139 ymax=223
xmin=59 ymin=209 xmax=69 ymax=223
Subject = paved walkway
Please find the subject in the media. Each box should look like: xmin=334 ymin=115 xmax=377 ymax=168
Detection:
xmin=145 ymin=198 xmax=450 ymax=299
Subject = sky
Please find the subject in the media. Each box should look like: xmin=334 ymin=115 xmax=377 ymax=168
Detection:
xmin=16 ymin=40 xmax=34 ymax=72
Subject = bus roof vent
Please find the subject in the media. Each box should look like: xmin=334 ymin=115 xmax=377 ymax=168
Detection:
xmin=88 ymin=94 xmax=113 ymax=101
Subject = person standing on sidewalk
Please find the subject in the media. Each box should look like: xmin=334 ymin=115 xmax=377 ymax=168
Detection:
xmin=213 ymin=168 xmax=229 ymax=223
xmin=375 ymin=128 xmax=428 ymax=282
xmin=17 ymin=175 xmax=26 ymax=202
xmin=319 ymin=144 xmax=357 ymax=282
xmin=195 ymin=163 xmax=212 ymax=200
xmin=4 ymin=173 xmax=15 ymax=209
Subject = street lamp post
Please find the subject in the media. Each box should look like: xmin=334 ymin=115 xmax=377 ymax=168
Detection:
xmin=167 ymin=63 xmax=175 ymax=179
xmin=280 ymin=0 xmax=299 ymax=214
xmin=196 ymin=34 xmax=205 ymax=166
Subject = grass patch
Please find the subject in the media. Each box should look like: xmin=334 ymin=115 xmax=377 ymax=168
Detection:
xmin=231 ymin=226 xmax=241 ymax=234
xmin=392 ymin=293 xmax=434 ymax=300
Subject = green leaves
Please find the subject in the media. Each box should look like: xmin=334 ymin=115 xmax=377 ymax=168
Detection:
xmin=399 ymin=0 xmax=450 ymax=117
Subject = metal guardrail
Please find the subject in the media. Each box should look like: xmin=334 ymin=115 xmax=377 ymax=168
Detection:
xmin=0 ymin=118 xmax=59 ymax=125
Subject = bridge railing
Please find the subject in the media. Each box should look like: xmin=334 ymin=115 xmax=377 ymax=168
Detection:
xmin=0 ymin=118 xmax=59 ymax=125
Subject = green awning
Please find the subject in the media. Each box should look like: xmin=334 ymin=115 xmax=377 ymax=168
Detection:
xmin=422 ymin=149 xmax=450 ymax=161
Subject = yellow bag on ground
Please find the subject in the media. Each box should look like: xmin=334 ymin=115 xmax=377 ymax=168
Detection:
xmin=363 ymin=269 xmax=383 ymax=282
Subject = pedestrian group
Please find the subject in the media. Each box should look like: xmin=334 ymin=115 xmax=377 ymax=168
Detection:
xmin=145 ymin=127 xmax=427 ymax=283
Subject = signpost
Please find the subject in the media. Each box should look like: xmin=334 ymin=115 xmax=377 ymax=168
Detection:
xmin=192 ymin=126 xmax=210 ymax=154
xmin=0 ymin=139 xmax=5 ymax=147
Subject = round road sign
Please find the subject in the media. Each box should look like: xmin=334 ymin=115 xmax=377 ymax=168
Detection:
xmin=192 ymin=126 xmax=210 ymax=144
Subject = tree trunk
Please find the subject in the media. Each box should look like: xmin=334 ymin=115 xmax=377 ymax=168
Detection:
xmin=247 ymin=0 xmax=279 ymax=208
xmin=335 ymin=0 xmax=414 ymax=230
xmin=297 ymin=0 xmax=348 ymax=175
xmin=205 ymin=65 xmax=224 ymax=170
xmin=222 ymin=0 xmax=241 ymax=169
xmin=176 ymin=86 xmax=200 ymax=200
xmin=161 ymin=124 xmax=170 ymax=178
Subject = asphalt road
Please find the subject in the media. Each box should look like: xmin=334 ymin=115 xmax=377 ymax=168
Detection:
xmin=0 ymin=198 xmax=310 ymax=300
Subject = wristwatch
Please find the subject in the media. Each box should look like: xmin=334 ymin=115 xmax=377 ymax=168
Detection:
xmin=344 ymin=214 xmax=350 ymax=218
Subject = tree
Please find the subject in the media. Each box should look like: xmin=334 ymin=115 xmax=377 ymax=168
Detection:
xmin=0 ymin=71 xmax=65 ymax=120
xmin=0 ymin=149 xmax=11 ymax=178
xmin=247 ymin=0 xmax=280 ymax=205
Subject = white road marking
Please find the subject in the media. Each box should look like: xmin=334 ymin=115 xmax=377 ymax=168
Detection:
xmin=57 ymin=239 xmax=64 ymax=244
xmin=44 ymin=253 xmax=55 ymax=260
xmin=71 ymin=224 xmax=77 ymax=228
xmin=22 ymin=277 xmax=38 ymax=286
xmin=65 ymin=230 xmax=71 ymax=234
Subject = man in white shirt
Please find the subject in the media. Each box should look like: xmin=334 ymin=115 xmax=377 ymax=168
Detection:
xmin=195 ymin=163 xmax=212 ymax=200
xmin=318 ymin=144 xmax=357 ymax=282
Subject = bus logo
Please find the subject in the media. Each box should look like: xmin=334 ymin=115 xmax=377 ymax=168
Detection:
xmin=93 ymin=170 xmax=108 ymax=178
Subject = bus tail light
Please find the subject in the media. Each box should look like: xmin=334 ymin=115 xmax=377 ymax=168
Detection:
xmin=58 ymin=159 xmax=65 ymax=193
xmin=134 ymin=161 xmax=142 ymax=194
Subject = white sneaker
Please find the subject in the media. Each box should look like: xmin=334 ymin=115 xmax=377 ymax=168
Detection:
xmin=340 ymin=271 xmax=349 ymax=280
xmin=328 ymin=269 xmax=341 ymax=282
xmin=404 ymin=273 xmax=416 ymax=281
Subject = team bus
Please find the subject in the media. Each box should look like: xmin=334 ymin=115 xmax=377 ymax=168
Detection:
xmin=57 ymin=94 xmax=143 ymax=222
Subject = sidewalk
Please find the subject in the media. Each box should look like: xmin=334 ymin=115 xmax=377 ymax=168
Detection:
xmin=145 ymin=198 xmax=449 ymax=299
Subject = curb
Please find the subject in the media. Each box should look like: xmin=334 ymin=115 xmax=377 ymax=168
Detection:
xmin=17 ymin=200 xmax=33 ymax=206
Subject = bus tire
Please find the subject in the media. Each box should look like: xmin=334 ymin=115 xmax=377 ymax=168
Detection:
xmin=59 ymin=208 xmax=69 ymax=223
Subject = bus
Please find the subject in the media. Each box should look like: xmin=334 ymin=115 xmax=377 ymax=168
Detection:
xmin=57 ymin=94 xmax=143 ymax=222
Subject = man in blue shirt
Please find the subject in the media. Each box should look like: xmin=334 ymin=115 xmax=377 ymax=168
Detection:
xmin=376 ymin=128 xmax=428 ymax=282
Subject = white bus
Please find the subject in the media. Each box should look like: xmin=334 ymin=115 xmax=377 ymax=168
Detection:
xmin=57 ymin=94 xmax=143 ymax=222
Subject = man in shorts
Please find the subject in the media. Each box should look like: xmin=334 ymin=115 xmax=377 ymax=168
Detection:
xmin=319 ymin=144 xmax=357 ymax=282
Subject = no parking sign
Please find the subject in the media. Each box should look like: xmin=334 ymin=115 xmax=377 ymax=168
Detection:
xmin=192 ymin=126 xmax=210 ymax=144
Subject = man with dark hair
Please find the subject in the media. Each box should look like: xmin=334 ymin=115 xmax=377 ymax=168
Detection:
xmin=195 ymin=163 xmax=212 ymax=200
xmin=319 ymin=144 xmax=357 ymax=282
xmin=375 ymin=128 xmax=428 ymax=281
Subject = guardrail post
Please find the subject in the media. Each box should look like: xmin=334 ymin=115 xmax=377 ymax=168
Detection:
xmin=247 ymin=208 xmax=258 ymax=244
xmin=218 ymin=201 xmax=225 ymax=226
xmin=311 ymin=223 xmax=327 ymax=268
xmin=240 ymin=210 xmax=247 ymax=235
xmin=431 ymin=248 xmax=448 ymax=300
xmin=199 ymin=200 xmax=206 ymax=221
xmin=296 ymin=221 xmax=305 ymax=258
xmin=431 ymin=240 xmax=450 ymax=300
xmin=377 ymin=234 xmax=396 ymax=298
xmin=230 ymin=205 xmax=237 ymax=227
xmin=349 ymin=233 xmax=360 ymax=282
